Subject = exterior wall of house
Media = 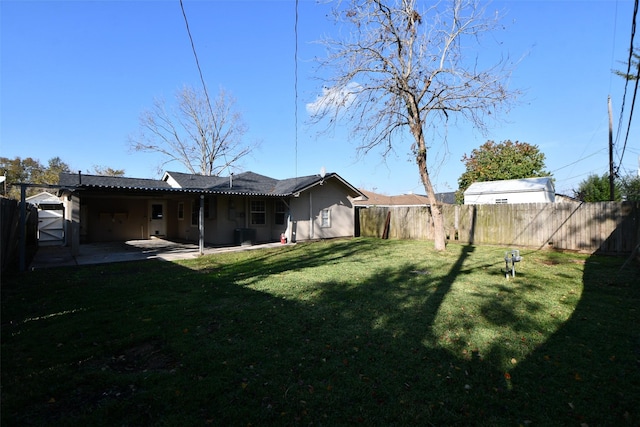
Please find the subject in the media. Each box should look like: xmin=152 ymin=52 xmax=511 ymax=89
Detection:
xmin=289 ymin=180 xmax=356 ymax=241
xmin=79 ymin=196 xmax=149 ymax=242
xmin=164 ymin=195 xmax=230 ymax=245
xmin=67 ymin=177 xmax=358 ymax=246
xmin=165 ymin=195 xmax=288 ymax=246
xmin=242 ymin=197 xmax=288 ymax=244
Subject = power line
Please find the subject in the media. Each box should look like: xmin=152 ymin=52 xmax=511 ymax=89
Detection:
xmin=294 ymin=0 xmax=299 ymax=181
xmin=614 ymin=0 xmax=638 ymax=174
xmin=609 ymin=0 xmax=619 ymax=93
xmin=179 ymin=0 xmax=229 ymax=173
xmin=617 ymin=55 xmax=639 ymax=174
xmin=179 ymin=0 xmax=215 ymax=122
xmin=551 ymin=148 xmax=607 ymax=173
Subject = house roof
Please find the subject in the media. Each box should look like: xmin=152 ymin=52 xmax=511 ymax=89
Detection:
xmin=463 ymin=177 xmax=554 ymax=196
xmin=59 ymin=173 xmax=174 ymax=191
xmin=435 ymin=192 xmax=456 ymax=204
xmin=354 ymin=189 xmax=431 ymax=206
xmin=59 ymin=171 xmax=365 ymax=198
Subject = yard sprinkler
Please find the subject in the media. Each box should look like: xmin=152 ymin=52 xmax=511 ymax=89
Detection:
xmin=504 ymin=250 xmax=522 ymax=279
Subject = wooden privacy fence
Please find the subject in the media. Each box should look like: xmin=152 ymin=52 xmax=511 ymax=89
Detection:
xmin=357 ymin=202 xmax=640 ymax=254
xmin=1 ymin=198 xmax=38 ymax=274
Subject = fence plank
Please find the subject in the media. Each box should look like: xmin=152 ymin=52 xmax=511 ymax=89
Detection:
xmin=358 ymin=202 xmax=640 ymax=255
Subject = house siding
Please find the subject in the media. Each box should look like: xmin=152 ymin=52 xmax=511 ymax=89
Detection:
xmin=290 ymin=180 xmax=355 ymax=241
xmin=80 ymin=196 xmax=149 ymax=242
xmin=464 ymin=190 xmax=554 ymax=205
xmin=57 ymin=171 xmax=363 ymax=247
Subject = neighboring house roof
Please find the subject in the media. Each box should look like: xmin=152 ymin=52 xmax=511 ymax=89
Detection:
xmin=435 ymin=192 xmax=456 ymax=205
xmin=354 ymin=189 xmax=430 ymax=206
xmin=555 ymin=193 xmax=580 ymax=203
xmin=59 ymin=171 xmax=365 ymax=198
xmin=26 ymin=191 xmax=62 ymax=205
xmin=463 ymin=177 xmax=555 ymax=195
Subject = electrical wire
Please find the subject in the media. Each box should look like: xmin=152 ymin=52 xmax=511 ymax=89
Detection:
xmin=551 ymin=148 xmax=607 ymax=173
xmin=614 ymin=0 xmax=638 ymax=175
xmin=609 ymin=0 xmax=619 ymax=94
xmin=617 ymin=55 xmax=640 ymax=175
xmin=179 ymin=0 xmax=229 ymax=174
xmin=180 ymin=0 xmax=215 ymax=125
xmin=294 ymin=0 xmax=299 ymax=182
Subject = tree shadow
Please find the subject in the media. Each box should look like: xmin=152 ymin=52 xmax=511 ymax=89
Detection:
xmin=3 ymin=239 xmax=639 ymax=425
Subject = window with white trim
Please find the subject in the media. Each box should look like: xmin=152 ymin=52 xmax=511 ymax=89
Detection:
xmin=320 ymin=208 xmax=331 ymax=228
xmin=250 ymin=200 xmax=266 ymax=225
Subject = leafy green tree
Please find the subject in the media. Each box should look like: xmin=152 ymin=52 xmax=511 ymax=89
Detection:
xmin=92 ymin=165 xmax=125 ymax=177
xmin=574 ymin=173 xmax=621 ymax=202
xmin=620 ymin=174 xmax=640 ymax=201
xmin=456 ymin=140 xmax=551 ymax=203
xmin=0 ymin=156 xmax=70 ymax=199
xmin=42 ymin=157 xmax=71 ymax=184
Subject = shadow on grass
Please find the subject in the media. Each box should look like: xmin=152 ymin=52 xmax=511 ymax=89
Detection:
xmin=2 ymin=239 xmax=639 ymax=425
xmin=505 ymin=253 xmax=640 ymax=425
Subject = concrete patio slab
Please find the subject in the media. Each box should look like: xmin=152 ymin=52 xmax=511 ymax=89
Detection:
xmin=28 ymin=239 xmax=290 ymax=270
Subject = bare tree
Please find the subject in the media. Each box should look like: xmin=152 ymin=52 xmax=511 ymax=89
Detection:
xmin=309 ymin=0 xmax=519 ymax=250
xmin=130 ymin=85 xmax=252 ymax=176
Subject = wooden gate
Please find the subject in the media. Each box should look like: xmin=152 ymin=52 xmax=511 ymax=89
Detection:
xmin=38 ymin=207 xmax=65 ymax=245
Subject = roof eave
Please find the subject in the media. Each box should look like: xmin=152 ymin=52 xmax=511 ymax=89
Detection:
xmin=292 ymin=174 xmax=365 ymax=198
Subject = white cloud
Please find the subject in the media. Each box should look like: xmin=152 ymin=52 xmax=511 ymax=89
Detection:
xmin=306 ymin=82 xmax=361 ymax=116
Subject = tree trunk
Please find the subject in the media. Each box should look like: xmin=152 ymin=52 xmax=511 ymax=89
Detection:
xmin=417 ymin=160 xmax=447 ymax=251
xmin=413 ymin=123 xmax=446 ymax=251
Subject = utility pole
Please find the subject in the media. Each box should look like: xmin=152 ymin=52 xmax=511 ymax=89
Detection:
xmin=608 ymin=96 xmax=615 ymax=201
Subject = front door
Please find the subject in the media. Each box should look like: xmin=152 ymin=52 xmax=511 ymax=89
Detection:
xmin=149 ymin=201 xmax=167 ymax=237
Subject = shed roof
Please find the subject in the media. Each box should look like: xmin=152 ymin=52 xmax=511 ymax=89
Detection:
xmin=464 ymin=177 xmax=554 ymax=196
xmin=26 ymin=191 xmax=62 ymax=205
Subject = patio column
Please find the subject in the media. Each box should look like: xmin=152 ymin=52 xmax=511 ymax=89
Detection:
xmin=199 ymin=194 xmax=204 ymax=255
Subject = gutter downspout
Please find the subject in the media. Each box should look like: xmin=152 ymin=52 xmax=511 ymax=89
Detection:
xmin=309 ymin=192 xmax=313 ymax=239
xmin=199 ymin=194 xmax=204 ymax=255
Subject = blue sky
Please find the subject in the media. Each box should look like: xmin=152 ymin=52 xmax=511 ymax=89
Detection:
xmin=1 ymin=0 xmax=638 ymax=196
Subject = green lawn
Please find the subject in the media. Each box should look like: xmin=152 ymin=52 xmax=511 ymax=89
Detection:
xmin=2 ymin=238 xmax=639 ymax=426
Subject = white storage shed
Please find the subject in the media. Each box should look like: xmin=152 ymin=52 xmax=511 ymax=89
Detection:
xmin=463 ymin=177 xmax=555 ymax=205
xmin=25 ymin=191 xmax=66 ymax=245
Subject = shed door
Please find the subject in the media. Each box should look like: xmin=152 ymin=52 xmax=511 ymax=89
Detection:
xmin=38 ymin=207 xmax=65 ymax=245
xmin=149 ymin=201 xmax=167 ymax=237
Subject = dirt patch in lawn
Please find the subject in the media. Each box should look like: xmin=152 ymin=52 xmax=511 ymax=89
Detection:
xmin=106 ymin=339 xmax=178 ymax=373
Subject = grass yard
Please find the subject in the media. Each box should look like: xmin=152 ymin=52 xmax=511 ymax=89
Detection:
xmin=2 ymin=238 xmax=639 ymax=426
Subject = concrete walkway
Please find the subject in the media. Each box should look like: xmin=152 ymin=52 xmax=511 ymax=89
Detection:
xmin=29 ymin=239 xmax=290 ymax=270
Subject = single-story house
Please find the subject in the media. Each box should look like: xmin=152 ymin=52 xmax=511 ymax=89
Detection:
xmin=57 ymin=170 xmax=365 ymax=251
xmin=463 ymin=177 xmax=555 ymax=205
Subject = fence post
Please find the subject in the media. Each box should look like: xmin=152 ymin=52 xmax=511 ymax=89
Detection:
xmin=18 ymin=184 xmax=26 ymax=272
